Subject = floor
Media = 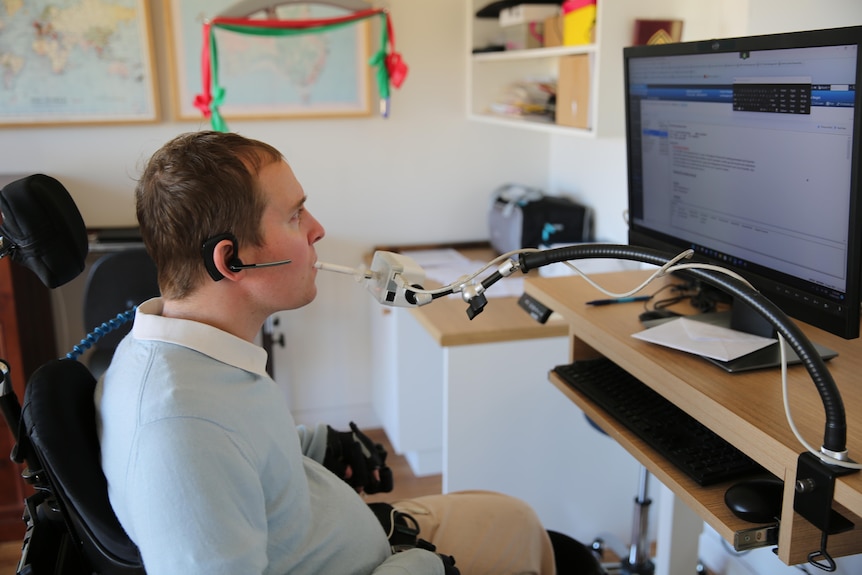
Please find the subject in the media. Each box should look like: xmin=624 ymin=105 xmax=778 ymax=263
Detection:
xmin=0 ymin=428 xmax=441 ymax=574
xmin=0 ymin=543 xmax=16 ymax=575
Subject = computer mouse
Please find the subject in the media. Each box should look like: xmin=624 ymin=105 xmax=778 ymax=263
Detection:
xmin=724 ymin=478 xmax=784 ymax=523
xmin=638 ymin=309 xmax=681 ymax=323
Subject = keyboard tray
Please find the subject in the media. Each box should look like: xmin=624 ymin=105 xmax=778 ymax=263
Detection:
xmin=554 ymin=358 xmax=765 ymax=486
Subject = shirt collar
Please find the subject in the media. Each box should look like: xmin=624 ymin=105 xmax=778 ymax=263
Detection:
xmin=133 ymin=298 xmax=269 ymax=378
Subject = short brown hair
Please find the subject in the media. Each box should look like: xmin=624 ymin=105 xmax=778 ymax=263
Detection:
xmin=135 ymin=131 xmax=283 ymax=299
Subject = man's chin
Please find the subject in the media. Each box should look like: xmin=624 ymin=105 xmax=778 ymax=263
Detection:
xmin=302 ymin=286 xmax=318 ymax=307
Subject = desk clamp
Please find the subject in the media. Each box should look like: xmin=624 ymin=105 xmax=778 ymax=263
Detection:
xmin=794 ymin=452 xmax=856 ymax=572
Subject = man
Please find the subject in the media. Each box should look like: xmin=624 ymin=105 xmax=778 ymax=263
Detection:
xmin=96 ymin=131 xmax=555 ymax=574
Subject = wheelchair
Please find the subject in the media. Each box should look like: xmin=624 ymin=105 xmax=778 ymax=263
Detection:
xmin=0 ymin=174 xmax=144 ymax=574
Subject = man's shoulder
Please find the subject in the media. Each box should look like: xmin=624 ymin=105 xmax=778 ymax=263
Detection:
xmin=106 ymin=336 xmax=275 ymax=424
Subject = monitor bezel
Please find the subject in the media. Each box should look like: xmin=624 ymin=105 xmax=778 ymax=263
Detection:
xmin=624 ymin=26 xmax=862 ymax=339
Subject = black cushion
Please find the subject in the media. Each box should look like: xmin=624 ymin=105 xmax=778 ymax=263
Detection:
xmin=0 ymin=174 xmax=88 ymax=288
xmin=22 ymin=358 xmax=143 ymax=571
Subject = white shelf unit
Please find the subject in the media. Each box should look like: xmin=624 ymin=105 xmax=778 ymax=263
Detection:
xmin=466 ymin=0 xmax=680 ymax=138
xmin=470 ymin=44 xmax=597 ymax=135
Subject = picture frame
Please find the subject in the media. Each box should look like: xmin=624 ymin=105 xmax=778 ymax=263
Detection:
xmin=164 ymin=0 xmax=373 ymax=123
xmin=0 ymin=0 xmax=159 ymax=127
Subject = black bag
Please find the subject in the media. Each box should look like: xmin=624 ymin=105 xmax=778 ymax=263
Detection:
xmin=488 ymin=185 xmax=594 ymax=254
xmin=368 ymin=503 xmax=459 ymax=573
xmin=367 ymin=502 xmax=422 ymax=551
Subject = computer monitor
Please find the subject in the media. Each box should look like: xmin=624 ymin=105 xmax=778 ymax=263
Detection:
xmin=624 ymin=26 xmax=862 ymax=341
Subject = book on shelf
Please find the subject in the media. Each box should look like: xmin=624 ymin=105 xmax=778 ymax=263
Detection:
xmin=633 ymin=19 xmax=684 ymax=45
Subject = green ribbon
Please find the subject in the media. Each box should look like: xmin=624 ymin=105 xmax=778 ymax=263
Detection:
xmin=206 ymin=12 xmax=391 ymax=132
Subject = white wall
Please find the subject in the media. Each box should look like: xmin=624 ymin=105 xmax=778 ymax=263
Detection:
xmin=0 ymin=1 xmax=550 ymax=427
xmin=261 ymin=1 xmax=553 ymax=425
xmin=747 ymin=0 xmax=862 ymax=35
xmin=5 ymin=0 xmax=862 ymax=570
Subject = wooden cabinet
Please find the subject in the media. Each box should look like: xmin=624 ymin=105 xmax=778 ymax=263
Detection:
xmin=369 ymin=244 xmax=569 ymax=477
xmin=0 ymin=257 xmax=57 ymax=541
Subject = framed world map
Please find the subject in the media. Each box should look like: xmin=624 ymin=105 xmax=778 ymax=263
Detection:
xmin=164 ymin=0 xmax=372 ymax=122
xmin=0 ymin=0 xmax=158 ymax=126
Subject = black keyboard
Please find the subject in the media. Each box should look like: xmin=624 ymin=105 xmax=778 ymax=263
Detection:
xmin=553 ymin=358 xmax=765 ymax=486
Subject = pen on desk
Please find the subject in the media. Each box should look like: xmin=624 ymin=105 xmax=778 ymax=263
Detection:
xmin=585 ymin=295 xmax=652 ymax=306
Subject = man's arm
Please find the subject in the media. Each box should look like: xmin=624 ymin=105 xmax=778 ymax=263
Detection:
xmin=373 ymin=548 xmax=447 ymax=575
xmin=296 ymin=422 xmax=330 ymax=461
xmin=298 ymin=422 xmax=393 ymax=494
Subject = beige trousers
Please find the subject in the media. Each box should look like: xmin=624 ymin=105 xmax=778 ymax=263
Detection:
xmin=392 ymin=490 xmax=556 ymax=575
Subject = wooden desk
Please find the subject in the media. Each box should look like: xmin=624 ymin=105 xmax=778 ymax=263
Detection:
xmin=525 ymin=270 xmax=862 ymax=566
xmin=370 ymin=244 xmax=568 ymax=475
xmin=376 ymin=243 xmax=568 ymax=345
xmin=371 ymin=247 xmax=662 ymax=546
xmin=409 ymin=288 xmax=567 ymax=346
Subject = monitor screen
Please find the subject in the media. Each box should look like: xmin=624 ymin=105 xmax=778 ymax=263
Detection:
xmin=624 ymin=26 xmax=862 ymax=339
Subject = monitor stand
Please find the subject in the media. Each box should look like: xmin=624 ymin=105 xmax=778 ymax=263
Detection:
xmin=640 ymin=302 xmax=838 ymax=373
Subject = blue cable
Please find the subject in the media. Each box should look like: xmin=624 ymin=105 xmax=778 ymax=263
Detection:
xmin=66 ymin=307 xmax=137 ymax=361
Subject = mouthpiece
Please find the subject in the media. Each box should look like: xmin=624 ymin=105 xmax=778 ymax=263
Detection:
xmin=314 ymin=261 xmax=373 ymax=280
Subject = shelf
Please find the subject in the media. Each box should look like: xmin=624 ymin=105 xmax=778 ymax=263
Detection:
xmin=472 ymin=44 xmax=596 ymax=62
xmin=467 ymin=0 xmax=702 ymax=138
xmin=467 ymin=1 xmax=606 ymax=137
xmin=468 ymin=112 xmax=594 ymax=136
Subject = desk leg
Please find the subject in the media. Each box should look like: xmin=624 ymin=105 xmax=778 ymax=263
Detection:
xmin=654 ymin=484 xmax=703 ymax=575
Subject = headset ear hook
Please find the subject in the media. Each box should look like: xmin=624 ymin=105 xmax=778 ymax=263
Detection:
xmin=202 ymin=232 xmax=242 ymax=282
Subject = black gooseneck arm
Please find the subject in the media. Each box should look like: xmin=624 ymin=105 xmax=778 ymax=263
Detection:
xmin=517 ymin=243 xmax=848 ymax=456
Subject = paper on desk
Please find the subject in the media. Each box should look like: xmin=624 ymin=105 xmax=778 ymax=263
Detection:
xmin=401 ymin=248 xmax=524 ymax=298
xmin=400 ymin=248 xmax=470 ymax=269
xmin=632 ymin=317 xmax=777 ymax=362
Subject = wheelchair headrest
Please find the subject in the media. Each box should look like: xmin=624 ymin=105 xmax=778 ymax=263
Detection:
xmin=0 ymin=174 xmax=88 ymax=288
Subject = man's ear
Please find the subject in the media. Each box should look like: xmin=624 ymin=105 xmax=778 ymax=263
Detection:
xmin=202 ymin=233 xmax=242 ymax=281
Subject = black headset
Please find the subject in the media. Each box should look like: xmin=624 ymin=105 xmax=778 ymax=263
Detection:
xmin=202 ymin=233 xmax=242 ymax=281
xmin=202 ymin=232 xmax=292 ymax=281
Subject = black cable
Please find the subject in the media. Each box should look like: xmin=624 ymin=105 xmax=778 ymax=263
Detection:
xmin=645 ymin=282 xmax=692 ymax=312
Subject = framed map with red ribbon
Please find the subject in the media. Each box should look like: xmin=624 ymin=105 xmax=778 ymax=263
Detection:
xmin=164 ymin=1 xmax=407 ymax=130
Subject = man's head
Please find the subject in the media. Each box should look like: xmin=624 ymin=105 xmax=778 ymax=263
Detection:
xmin=136 ymin=131 xmax=301 ymax=300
